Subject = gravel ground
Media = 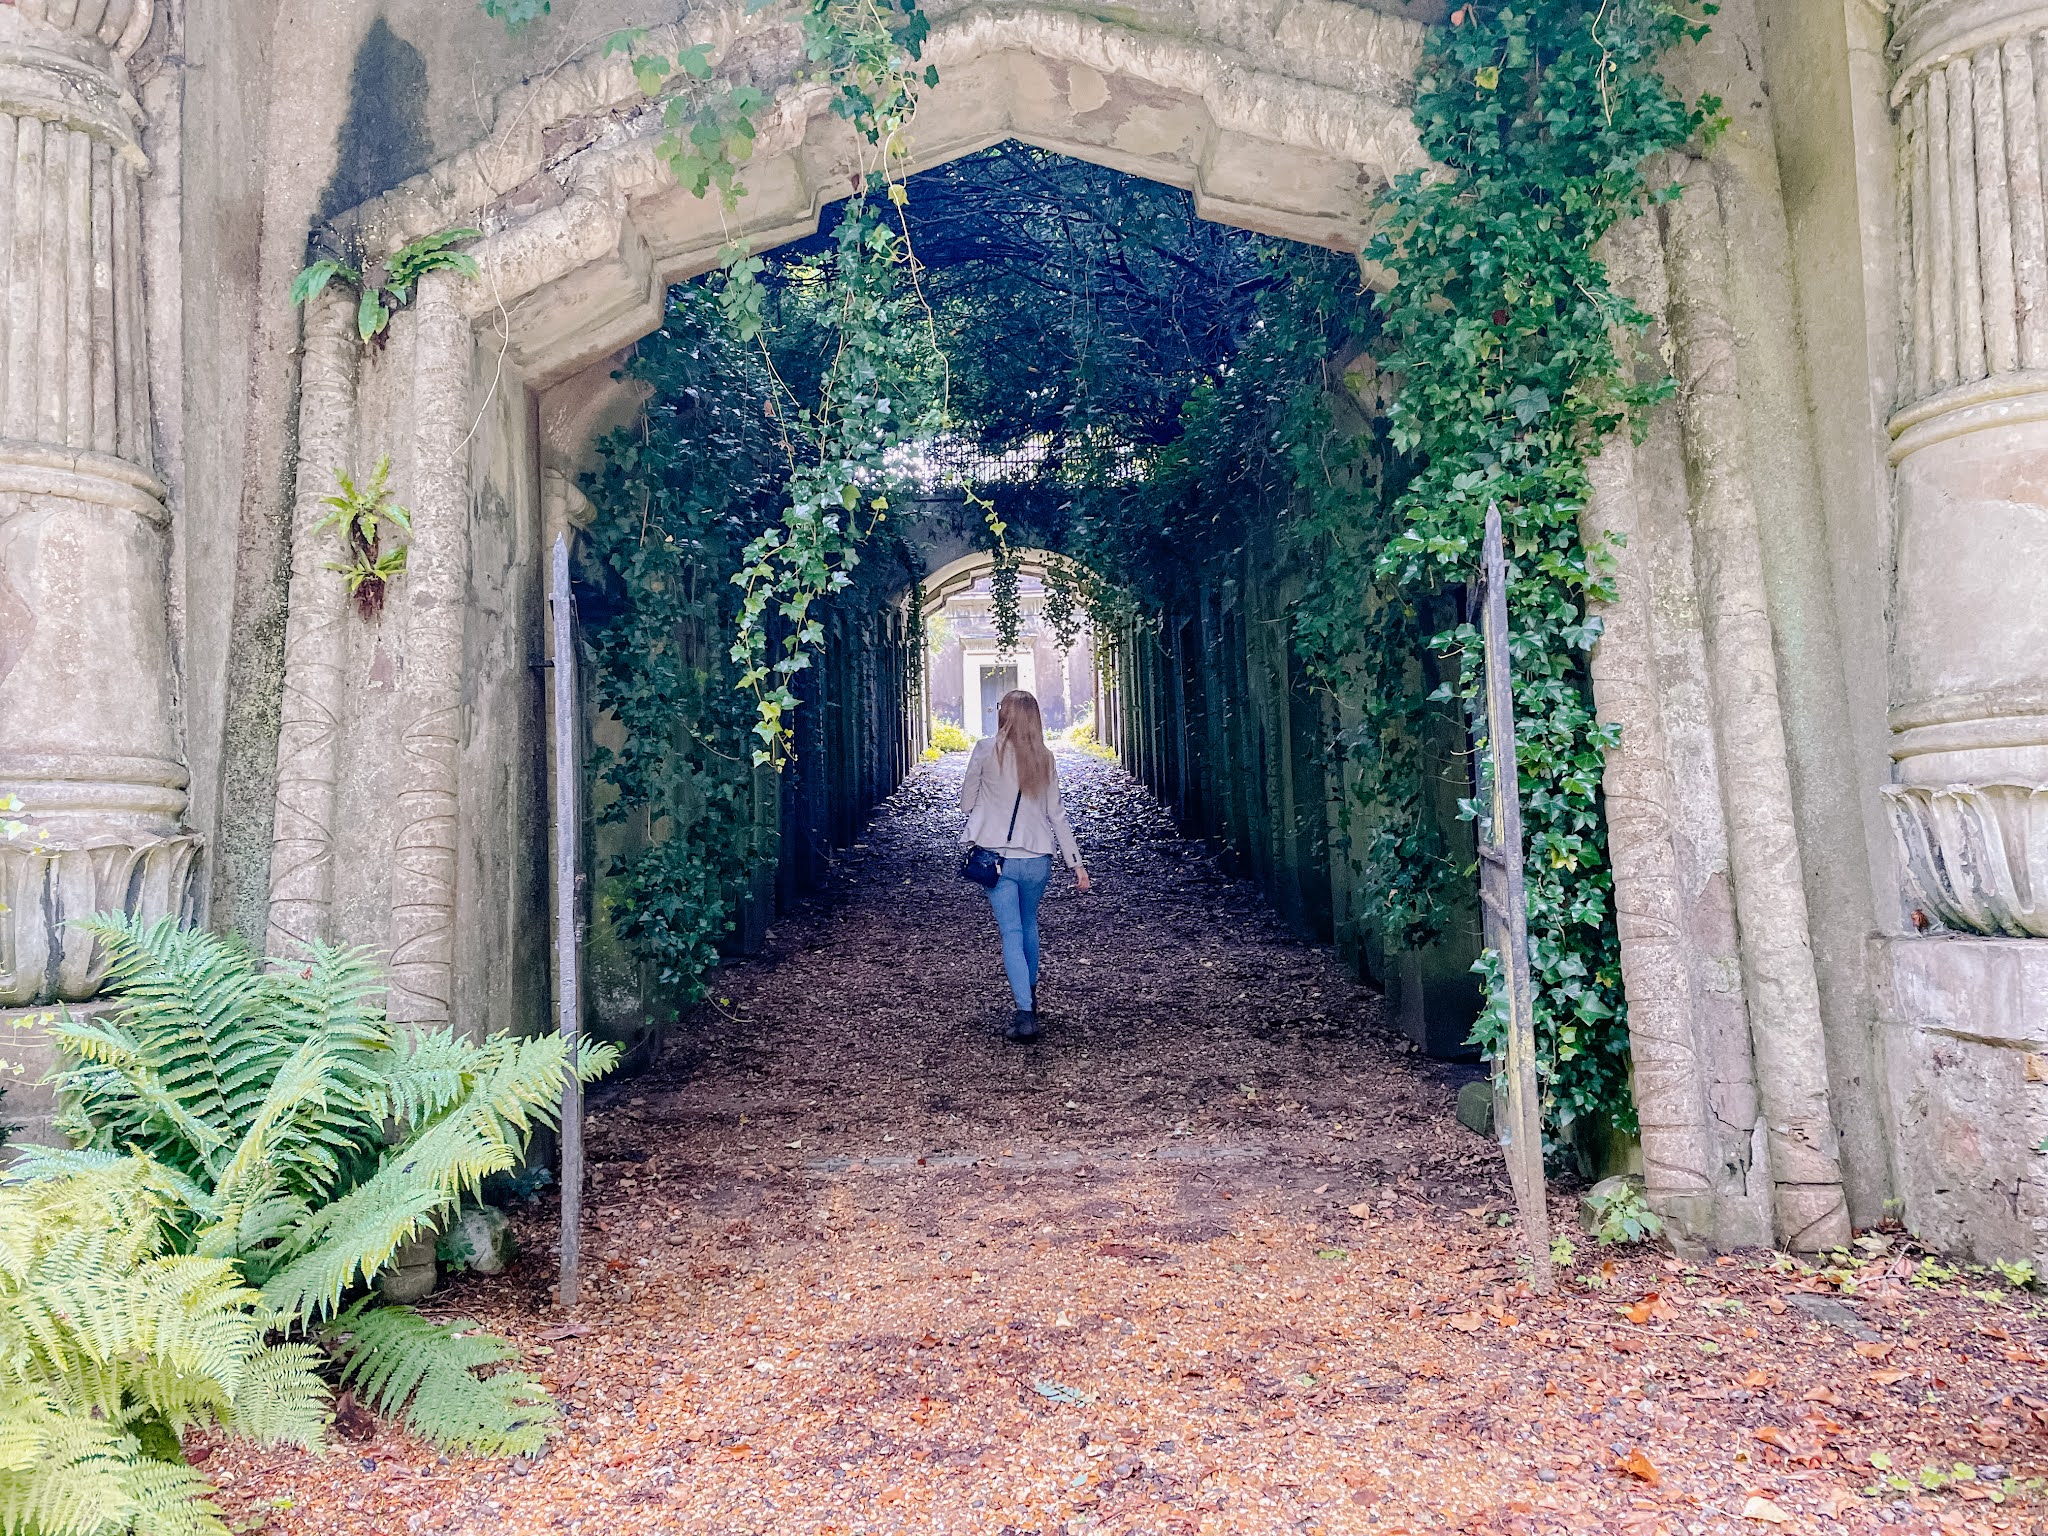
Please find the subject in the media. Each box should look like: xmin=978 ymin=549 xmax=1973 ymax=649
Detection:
xmin=208 ymin=751 xmax=2048 ymax=1536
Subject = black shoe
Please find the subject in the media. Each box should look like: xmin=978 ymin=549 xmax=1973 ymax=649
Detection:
xmin=1008 ymin=1009 xmax=1041 ymax=1042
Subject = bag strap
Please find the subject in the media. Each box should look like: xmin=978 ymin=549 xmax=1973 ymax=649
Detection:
xmin=1005 ymin=789 xmax=1022 ymax=843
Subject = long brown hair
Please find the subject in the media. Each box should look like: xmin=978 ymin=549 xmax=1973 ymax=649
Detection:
xmin=994 ymin=690 xmax=1054 ymax=799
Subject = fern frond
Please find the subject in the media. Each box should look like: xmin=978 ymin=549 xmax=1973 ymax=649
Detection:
xmin=0 ymin=1158 xmax=329 ymax=1535
xmin=221 ymin=1343 xmax=329 ymax=1448
xmin=330 ymin=1301 xmax=553 ymax=1455
xmin=261 ymin=1031 xmax=586 ymax=1327
xmin=0 ymin=1399 xmax=230 ymax=1536
xmin=57 ymin=916 xmax=279 ymax=1177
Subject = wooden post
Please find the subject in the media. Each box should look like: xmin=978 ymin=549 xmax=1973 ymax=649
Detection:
xmin=548 ymin=533 xmax=585 ymax=1312
xmin=1474 ymin=504 xmax=1555 ymax=1294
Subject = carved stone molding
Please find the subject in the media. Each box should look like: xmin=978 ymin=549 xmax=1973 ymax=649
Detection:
xmin=1885 ymin=782 xmax=2048 ymax=935
xmin=0 ymin=830 xmax=198 ymax=1004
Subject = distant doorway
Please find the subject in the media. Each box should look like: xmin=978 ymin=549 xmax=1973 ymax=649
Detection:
xmin=979 ymin=664 xmax=1019 ymax=735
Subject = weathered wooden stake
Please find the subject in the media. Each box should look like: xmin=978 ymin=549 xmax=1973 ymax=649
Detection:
xmin=549 ymin=533 xmax=585 ymax=1312
xmin=1474 ymin=503 xmax=1555 ymax=1295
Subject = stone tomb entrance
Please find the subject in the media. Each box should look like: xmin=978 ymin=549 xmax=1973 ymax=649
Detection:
xmin=253 ymin=5 xmax=1430 ymax=1042
xmin=243 ymin=2 xmax=1882 ymax=1263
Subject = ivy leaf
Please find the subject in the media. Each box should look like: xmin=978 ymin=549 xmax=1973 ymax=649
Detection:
xmin=677 ymin=42 xmax=716 ymax=79
xmin=1475 ymin=65 xmax=1500 ymax=90
xmin=633 ymin=53 xmax=672 ymax=96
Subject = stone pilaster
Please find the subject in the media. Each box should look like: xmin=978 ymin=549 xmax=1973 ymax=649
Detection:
xmin=0 ymin=0 xmax=198 ymax=1005
xmin=1887 ymin=0 xmax=2048 ymax=932
xmin=1882 ymin=0 xmax=2048 ymax=1267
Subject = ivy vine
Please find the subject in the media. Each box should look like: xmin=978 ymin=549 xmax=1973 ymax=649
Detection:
xmin=578 ymin=290 xmax=789 ymax=1003
xmin=587 ymin=0 xmax=944 ymax=766
xmin=1358 ymin=0 xmax=1720 ymax=1136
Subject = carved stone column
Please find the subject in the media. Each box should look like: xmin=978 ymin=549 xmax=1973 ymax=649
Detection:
xmin=1884 ymin=0 xmax=2048 ymax=1265
xmin=0 ymin=0 xmax=198 ymax=1005
xmin=1888 ymin=0 xmax=2048 ymax=927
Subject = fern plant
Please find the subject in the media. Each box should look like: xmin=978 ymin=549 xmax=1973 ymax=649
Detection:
xmin=0 ymin=1156 xmax=327 ymax=1536
xmin=328 ymin=1299 xmax=551 ymax=1455
xmin=317 ymin=458 xmax=411 ymax=618
xmin=290 ymin=226 xmax=482 ymax=344
xmin=20 ymin=915 xmax=616 ymax=1456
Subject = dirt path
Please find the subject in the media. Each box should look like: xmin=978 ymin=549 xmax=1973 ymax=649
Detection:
xmin=216 ymin=753 xmax=2048 ymax=1536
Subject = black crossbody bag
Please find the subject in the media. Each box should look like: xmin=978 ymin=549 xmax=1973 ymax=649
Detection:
xmin=959 ymin=789 xmax=1023 ymax=889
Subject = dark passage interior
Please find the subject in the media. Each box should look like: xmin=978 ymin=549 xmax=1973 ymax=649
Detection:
xmin=568 ymin=142 xmax=1486 ymax=1074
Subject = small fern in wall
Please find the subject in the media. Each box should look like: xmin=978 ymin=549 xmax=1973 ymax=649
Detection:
xmin=292 ymin=227 xmax=482 ymax=345
xmin=318 ymin=457 xmax=411 ymax=618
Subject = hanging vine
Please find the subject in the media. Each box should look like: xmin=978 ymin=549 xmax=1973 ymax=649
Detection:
xmin=578 ymin=291 xmax=789 ymax=1004
xmin=1041 ymin=555 xmax=1085 ymax=652
xmin=487 ymin=0 xmax=944 ymax=767
xmin=1355 ymin=0 xmax=1720 ymax=1136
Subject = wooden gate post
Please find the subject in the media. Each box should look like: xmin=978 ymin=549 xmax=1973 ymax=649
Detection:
xmin=549 ymin=533 xmax=585 ymax=1311
xmin=1474 ymin=504 xmax=1555 ymax=1294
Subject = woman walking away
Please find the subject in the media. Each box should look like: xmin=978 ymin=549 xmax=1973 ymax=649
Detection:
xmin=959 ymin=690 xmax=1090 ymax=1041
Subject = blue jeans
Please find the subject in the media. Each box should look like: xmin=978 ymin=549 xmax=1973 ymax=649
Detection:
xmin=985 ymin=854 xmax=1052 ymax=1010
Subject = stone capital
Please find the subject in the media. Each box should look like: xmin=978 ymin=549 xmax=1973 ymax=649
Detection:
xmin=1894 ymin=0 xmax=2048 ymax=93
xmin=3 ymin=2 xmax=154 ymax=60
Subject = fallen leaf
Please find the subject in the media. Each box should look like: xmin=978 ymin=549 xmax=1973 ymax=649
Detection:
xmin=1803 ymin=1385 xmax=1839 ymax=1404
xmin=1869 ymin=1369 xmax=1909 ymax=1386
xmin=1823 ymin=1485 xmax=1863 ymax=1518
xmin=1623 ymin=1294 xmax=1674 ymax=1326
xmin=1349 ymin=1202 xmax=1372 ymax=1219
xmin=1740 ymin=1495 xmax=1792 ymax=1524
xmin=1614 ymin=1448 xmax=1660 ymax=1485
xmin=1445 ymin=1311 xmax=1485 ymax=1333
xmin=1852 ymin=1340 xmax=1894 ymax=1362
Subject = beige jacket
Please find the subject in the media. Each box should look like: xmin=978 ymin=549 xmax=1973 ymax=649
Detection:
xmin=959 ymin=738 xmax=1083 ymax=870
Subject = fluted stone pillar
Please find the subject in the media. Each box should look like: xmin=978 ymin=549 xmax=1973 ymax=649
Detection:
xmin=1883 ymin=0 xmax=2048 ymax=1264
xmin=0 ymin=0 xmax=198 ymax=1006
xmin=1888 ymin=0 xmax=2048 ymax=925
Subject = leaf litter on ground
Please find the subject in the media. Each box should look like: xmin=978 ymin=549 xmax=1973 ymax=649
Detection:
xmin=205 ymin=754 xmax=2048 ymax=1536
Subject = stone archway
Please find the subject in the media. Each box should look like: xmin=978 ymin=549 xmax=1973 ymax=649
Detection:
xmin=2 ymin=0 xmax=2044 ymax=1268
xmin=917 ymin=548 xmax=1095 ymax=737
xmin=257 ymin=2 xmax=1430 ymax=1036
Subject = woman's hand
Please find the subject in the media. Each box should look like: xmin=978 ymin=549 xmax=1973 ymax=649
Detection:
xmin=1075 ymin=865 xmax=1092 ymax=892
